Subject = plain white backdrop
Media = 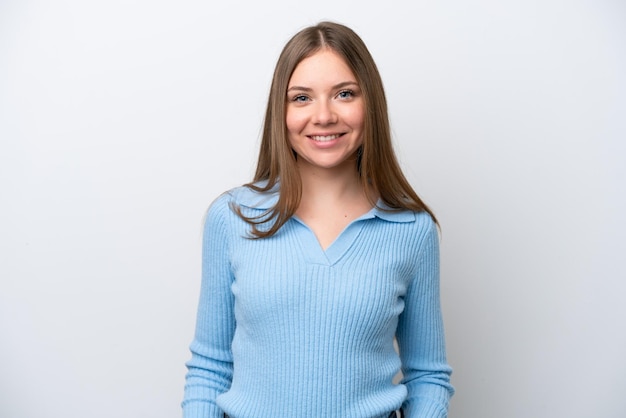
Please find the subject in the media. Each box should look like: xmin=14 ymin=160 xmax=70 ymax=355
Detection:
xmin=1 ymin=1 xmax=624 ymax=417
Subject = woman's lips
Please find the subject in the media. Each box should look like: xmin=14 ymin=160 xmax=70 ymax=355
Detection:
xmin=308 ymin=133 xmax=344 ymax=142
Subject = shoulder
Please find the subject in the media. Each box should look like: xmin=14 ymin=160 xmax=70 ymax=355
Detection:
xmin=202 ymin=192 xmax=233 ymax=238
xmin=227 ymin=180 xmax=279 ymax=211
xmin=385 ymin=208 xmax=438 ymax=254
xmin=204 ymin=190 xmax=233 ymax=220
xmin=413 ymin=210 xmax=438 ymax=236
xmin=204 ymin=181 xmax=279 ymax=224
xmin=409 ymin=211 xmax=439 ymax=261
xmin=369 ymin=204 xmax=438 ymax=256
xmin=206 ymin=181 xmax=271 ymax=209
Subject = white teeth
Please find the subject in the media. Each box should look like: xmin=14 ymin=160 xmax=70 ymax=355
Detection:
xmin=310 ymin=134 xmax=341 ymax=142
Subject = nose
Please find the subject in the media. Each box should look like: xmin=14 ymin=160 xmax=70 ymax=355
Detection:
xmin=313 ymin=100 xmax=337 ymax=125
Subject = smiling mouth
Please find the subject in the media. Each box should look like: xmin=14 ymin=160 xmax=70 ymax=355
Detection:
xmin=309 ymin=134 xmax=344 ymax=142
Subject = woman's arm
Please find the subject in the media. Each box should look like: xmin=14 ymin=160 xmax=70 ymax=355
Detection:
xmin=397 ymin=220 xmax=454 ymax=417
xmin=182 ymin=194 xmax=235 ymax=418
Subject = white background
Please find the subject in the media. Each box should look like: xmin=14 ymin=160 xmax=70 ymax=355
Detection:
xmin=1 ymin=1 xmax=624 ymax=417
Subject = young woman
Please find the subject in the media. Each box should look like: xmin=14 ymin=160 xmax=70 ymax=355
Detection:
xmin=182 ymin=22 xmax=454 ymax=418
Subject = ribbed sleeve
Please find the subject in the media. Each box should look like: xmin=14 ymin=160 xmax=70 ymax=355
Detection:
xmin=396 ymin=222 xmax=454 ymax=417
xmin=182 ymin=193 xmax=235 ymax=418
xmin=182 ymin=188 xmax=453 ymax=418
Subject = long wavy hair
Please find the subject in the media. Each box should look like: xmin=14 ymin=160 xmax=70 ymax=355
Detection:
xmin=237 ymin=21 xmax=437 ymax=238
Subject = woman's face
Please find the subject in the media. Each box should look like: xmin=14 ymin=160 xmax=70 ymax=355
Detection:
xmin=285 ymin=48 xmax=365 ymax=173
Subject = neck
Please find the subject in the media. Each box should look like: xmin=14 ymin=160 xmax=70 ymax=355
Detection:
xmin=297 ymin=161 xmax=362 ymax=201
xmin=298 ymin=158 xmax=361 ymax=189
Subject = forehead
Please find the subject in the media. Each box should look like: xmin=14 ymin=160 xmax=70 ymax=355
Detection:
xmin=288 ymin=49 xmax=357 ymax=86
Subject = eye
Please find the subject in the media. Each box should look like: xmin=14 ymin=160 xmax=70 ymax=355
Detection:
xmin=337 ymin=89 xmax=354 ymax=99
xmin=291 ymin=94 xmax=310 ymax=102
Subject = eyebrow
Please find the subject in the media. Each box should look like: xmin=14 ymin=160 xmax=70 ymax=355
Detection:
xmin=287 ymin=81 xmax=359 ymax=92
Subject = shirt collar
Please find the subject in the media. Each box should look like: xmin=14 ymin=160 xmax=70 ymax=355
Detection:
xmin=234 ymin=180 xmax=415 ymax=223
xmin=371 ymin=200 xmax=416 ymax=223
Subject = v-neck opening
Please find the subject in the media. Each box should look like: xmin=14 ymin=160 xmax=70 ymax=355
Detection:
xmin=292 ymin=209 xmax=376 ymax=265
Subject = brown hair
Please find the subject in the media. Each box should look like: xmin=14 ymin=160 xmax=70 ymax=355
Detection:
xmin=237 ymin=21 xmax=436 ymax=238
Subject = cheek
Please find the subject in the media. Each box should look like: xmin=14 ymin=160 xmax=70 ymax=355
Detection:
xmin=285 ymin=108 xmax=305 ymax=135
xmin=348 ymin=105 xmax=365 ymax=133
xmin=344 ymin=99 xmax=365 ymax=124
